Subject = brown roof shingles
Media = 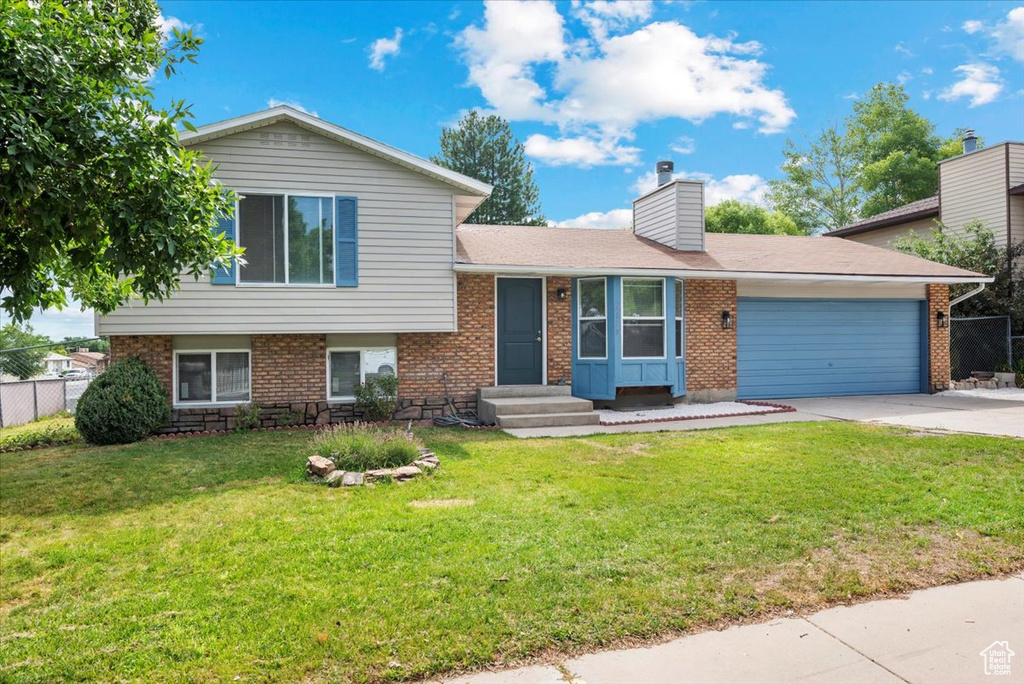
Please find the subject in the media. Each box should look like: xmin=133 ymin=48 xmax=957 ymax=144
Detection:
xmin=826 ymin=196 xmax=939 ymax=236
xmin=455 ymin=224 xmax=985 ymax=280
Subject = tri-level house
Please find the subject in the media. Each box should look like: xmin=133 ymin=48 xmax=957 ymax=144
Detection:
xmin=99 ymin=106 xmax=989 ymax=431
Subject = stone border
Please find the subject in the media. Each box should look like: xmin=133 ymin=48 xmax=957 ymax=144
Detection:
xmin=597 ymin=400 xmax=795 ymax=427
xmin=306 ymin=447 xmax=440 ymax=487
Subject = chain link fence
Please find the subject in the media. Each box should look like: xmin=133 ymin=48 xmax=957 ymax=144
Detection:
xmin=0 ymin=339 xmax=108 ymax=428
xmin=949 ymin=316 xmax=1012 ymax=381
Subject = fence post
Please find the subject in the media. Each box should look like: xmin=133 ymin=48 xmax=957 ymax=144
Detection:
xmin=1007 ymin=318 xmax=1013 ymax=367
xmin=33 ymin=380 xmax=38 ymax=421
xmin=63 ymin=378 xmax=68 ymax=413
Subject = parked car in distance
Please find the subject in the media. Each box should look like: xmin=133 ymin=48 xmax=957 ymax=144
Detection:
xmin=62 ymin=369 xmax=92 ymax=380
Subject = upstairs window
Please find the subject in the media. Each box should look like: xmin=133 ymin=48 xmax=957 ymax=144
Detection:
xmin=578 ymin=278 xmax=607 ymax=359
xmin=238 ymin=193 xmax=334 ymax=285
xmin=622 ymin=278 xmax=665 ymax=358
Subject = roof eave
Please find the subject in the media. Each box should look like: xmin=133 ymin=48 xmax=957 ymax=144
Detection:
xmin=453 ymin=262 xmax=990 ymax=284
xmin=826 ymin=207 xmax=939 ymax=237
xmin=179 ymin=106 xmax=493 ymax=197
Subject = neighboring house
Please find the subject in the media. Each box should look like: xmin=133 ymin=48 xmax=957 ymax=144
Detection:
xmin=69 ymin=351 xmax=109 ymax=373
xmin=43 ymin=352 xmax=72 ymax=375
xmin=827 ymin=135 xmax=1024 ymax=250
xmin=98 ymin=106 xmax=988 ymax=432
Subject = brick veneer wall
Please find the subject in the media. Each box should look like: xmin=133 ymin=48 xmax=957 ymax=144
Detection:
xmin=546 ymin=276 xmax=573 ymax=386
xmin=927 ymin=284 xmax=951 ymax=392
xmin=108 ymin=335 xmax=173 ymax=397
xmin=684 ymin=279 xmax=738 ymax=401
xmin=396 ymin=273 xmax=495 ymax=418
xmin=251 ymin=334 xmax=326 ymax=403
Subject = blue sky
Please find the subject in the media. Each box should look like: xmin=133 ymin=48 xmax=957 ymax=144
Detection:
xmin=13 ymin=0 xmax=1024 ymax=339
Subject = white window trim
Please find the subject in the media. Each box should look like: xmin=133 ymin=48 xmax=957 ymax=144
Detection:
xmin=621 ymin=277 xmax=667 ymax=360
xmin=234 ymin=190 xmax=336 ymax=287
xmin=173 ymin=349 xmax=251 ymax=407
xmin=675 ymin=278 xmax=684 ymax=359
xmin=577 ymin=277 xmax=608 ymax=361
xmin=326 ymin=346 xmax=398 ymax=403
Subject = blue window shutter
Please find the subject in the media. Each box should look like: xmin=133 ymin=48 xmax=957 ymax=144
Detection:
xmin=211 ymin=215 xmax=235 ymax=285
xmin=335 ymin=196 xmax=358 ymax=287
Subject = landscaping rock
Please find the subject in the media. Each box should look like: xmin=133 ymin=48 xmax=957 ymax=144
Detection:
xmin=325 ymin=470 xmax=346 ymax=487
xmin=365 ymin=468 xmax=394 ymax=481
xmin=392 ymin=465 xmax=422 ymax=480
xmin=307 ymin=455 xmax=336 ymax=477
xmin=394 ymin=406 xmax=422 ymax=420
xmin=414 ymin=459 xmax=438 ymax=471
xmin=342 ymin=472 xmax=364 ymax=486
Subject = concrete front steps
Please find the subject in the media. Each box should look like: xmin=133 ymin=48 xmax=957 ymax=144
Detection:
xmin=478 ymin=385 xmax=600 ymax=429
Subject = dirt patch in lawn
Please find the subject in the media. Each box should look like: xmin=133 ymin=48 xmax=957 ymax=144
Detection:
xmin=408 ymin=498 xmax=475 ymax=509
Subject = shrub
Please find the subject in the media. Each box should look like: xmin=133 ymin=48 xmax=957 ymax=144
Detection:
xmin=355 ymin=374 xmax=399 ymax=421
xmin=310 ymin=424 xmax=420 ymax=472
xmin=234 ymin=402 xmax=262 ymax=432
xmin=0 ymin=413 xmax=81 ymax=450
xmin=74 ymin=358 xmax=171 ymax=445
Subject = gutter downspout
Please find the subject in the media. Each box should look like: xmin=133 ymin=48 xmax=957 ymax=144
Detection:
xmin=950 ymin=283 xmax=986 ymax=308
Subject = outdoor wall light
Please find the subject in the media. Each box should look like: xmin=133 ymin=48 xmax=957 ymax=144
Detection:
xmin=936 ymin=311 xmax=948 ymax=328
xmin=556 ymin=287 xmax=567 ymax=301
xmin=721 ymin=310 xmax=733 ymax=330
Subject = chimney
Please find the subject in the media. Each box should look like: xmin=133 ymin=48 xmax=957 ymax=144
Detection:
xmin=656 ymin=160 xmax=674 ymax=186
xmin=962 ymin=129 xmax=978 ymax=154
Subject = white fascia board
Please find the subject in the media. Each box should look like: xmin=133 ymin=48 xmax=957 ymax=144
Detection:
xmin=453 ymin=262 xmax=993 ymax=285
xmin=179 ymin=106 xmax=492 ymax=197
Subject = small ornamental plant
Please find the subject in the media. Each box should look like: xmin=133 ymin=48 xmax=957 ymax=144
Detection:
xmin=310 ymin=424 xmax=420 ymax=472
xmin=354 ymin=374 xmax=399 ymax=422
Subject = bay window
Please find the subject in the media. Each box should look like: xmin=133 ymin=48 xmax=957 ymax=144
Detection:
xmin=578 ymin=278 xmax=607 ymax=359
xmin=175 ymin=351 xmax=250 ymax=404
xmin=238 ymin=193 xmax=334 ymax=285
xmin=328 ymin=348 xmax=397 ymax=401
xmin=622 ymin=278 xmax=665 ymax=358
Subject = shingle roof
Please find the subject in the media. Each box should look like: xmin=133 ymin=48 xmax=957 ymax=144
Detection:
xmin=455 ymin=224 xmax=986 ymax=282
xmin=826 ymin=196 xmax=939 ymax=237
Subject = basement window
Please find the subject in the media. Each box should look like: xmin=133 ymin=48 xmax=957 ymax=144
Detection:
xmin=622 ymin=278 xmax=665 ymax=359
xmin=175 ymin=351 xmax=251 ymax=405
xmin=328 ymin=348 xmax=397 ymax=401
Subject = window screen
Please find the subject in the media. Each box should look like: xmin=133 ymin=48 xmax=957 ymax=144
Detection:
xmin=239 ymin=194 xmax=285 ymax=283
xmin=330 ymin=351 xmax=361 ymax=399
xmin=623 ymin=279 xmax=665 ymax=358
xmin=578 ymin=278 xmax=607 ymax=359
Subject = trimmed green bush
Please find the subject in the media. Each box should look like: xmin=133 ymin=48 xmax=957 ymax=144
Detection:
xmin=310 ymin=424 xmax=420 ymax=472
xmin=74 ymin=358 xmax=171 ymax=445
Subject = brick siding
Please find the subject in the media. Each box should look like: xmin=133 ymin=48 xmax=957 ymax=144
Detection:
xmin=251 ymin=333 xmax=326 ymax=404
xmin=108 ymin=335 xmax=173 ymax=398
xmin=684 ymin=279 xmax=738 ymax=400
xmin=927 ymin=283 xmax=951 ymax=392
xmin=396 ymin=273 xmax=495 ymax=417
xmin=546 ymin=276 xmax=573 ymax=385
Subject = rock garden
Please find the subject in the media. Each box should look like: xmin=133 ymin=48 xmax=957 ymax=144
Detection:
xmin=304 ymin=423 xmax=439 ymax=487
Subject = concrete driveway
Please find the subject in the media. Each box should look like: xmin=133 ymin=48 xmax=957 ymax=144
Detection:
xmin=780 ymin=394 xmax=1024 ymax=439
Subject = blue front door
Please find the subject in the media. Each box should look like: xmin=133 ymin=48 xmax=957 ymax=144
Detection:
xmin=497 ymin=278 xmax=544 ymax=385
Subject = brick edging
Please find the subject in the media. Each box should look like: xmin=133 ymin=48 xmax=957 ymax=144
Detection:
xmin=597 ymin=400 xmax=795 ymax=426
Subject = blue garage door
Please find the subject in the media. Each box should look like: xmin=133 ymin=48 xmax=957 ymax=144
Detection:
xmin=737 ymin=298 xmax=925 ymax=399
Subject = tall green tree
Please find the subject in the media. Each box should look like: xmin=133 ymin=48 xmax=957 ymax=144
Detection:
xmin=0 ymin=322 xmax=51 ymax=379
xmin=847 ymin=84 xmax=942 ymax=218
xmin=431 ymin=111 xmax=545 ymax=225
xmin=705 ymin=200 xmax=806 ymax=235
xmin=0 ymin=0 xmax=240 ymax=322
xmin=766 ymin=125 xmax=861 ymax=234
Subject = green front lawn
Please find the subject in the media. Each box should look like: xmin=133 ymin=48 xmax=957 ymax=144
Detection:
xmin=2 ymin=423 xmax=1022 ymax=682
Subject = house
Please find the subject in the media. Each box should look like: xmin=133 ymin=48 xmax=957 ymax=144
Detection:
xmin=43 ymin=352 xmax=72 ymax=375
xmin=98 ymin=106 xmax=989 ymax=432
xmin=69 ymin=350 xmax=109 ymax=374
xmin=827 ymin=133 xmax=1024 ymax=250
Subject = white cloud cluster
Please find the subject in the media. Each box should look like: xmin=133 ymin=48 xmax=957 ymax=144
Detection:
xmin=962 ymin=19 xmax=984 ymax=35
xmin=990 ymin=6 xmax=1024 ymax=61
xmin=266 ymin=98 xmax=318 ymax=117
xmin=369 ymin=28 xmax=404 ymax=71
xmin=552 ymin=208 xmax=633 ymax=229
xmin=456 ymin=0 xmax=794 ymax=166
xmin=938 ymin=63 xmax=1003 ymax=107
xmin=155 ymin=14 xmax=191 ymax=39
xmin=632 ymin=170 xmax=768 ymax=205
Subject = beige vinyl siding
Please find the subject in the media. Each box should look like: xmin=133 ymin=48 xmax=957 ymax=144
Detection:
xmin=1007 ymin=143 xmax=1024 ymax=186
xmin=737 ymin=281 xmax=926 ymax=300
xmin=840 ymin=217 xmax=935 ymax=249
xmin=674 ymin=182 xmax=704 ymax=251
xmin=98 ymin=122 xmax=458 ymax=336
xmin=938 ymin=144 xmax=1009 ymax=248
xmin=633 ymin=185 xmax=677 ymax=247
xmin=1008 ymin=144 xmax=1024 ymax=245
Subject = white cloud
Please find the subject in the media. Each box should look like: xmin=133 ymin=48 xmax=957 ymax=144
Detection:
xmin=266 ymin=98 xmax=318 ymax=117
xmin=456 ymin=0 xmax=794 ymax=167
xmin=921 ymin=66 xmax=934 ymax=75
xmin=670 ymin=136 xmax=696 ymax=155
xmin=369 ymin=28 xmax=404 ymax=71
xmin=841 ymin=92 xmax=860 ymax=100
xmin=633 ymin=170 xmax=768 ymax=206
xmin=894 ymin=42 xmax=914 ymax=57
xmin=897 ymin=70 xmax=913 ymax=85
xmin=552 ymin=208 xmax=633 ymax=229
xmin=938 ymin=63 xmax=1004 ymax=107
xmin=1 ymin=305 xmax=95 ymax=340
xmin=156 ymin=14 xmax=191 ymax=39
xmin=962 ymin=19 xmax=984 ymax=34
xmin=524 ymin=133 xmax=640 ymax=166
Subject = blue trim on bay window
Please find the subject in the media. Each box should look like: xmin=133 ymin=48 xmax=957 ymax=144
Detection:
xmin=335 ymin=196 xmax=358 ymax=287
xmin=211 ymin=215 xmax=235 ymax=285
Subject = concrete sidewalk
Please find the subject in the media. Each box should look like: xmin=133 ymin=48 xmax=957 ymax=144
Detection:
xmin=438 ymin=573 xmax=1024 ymax=684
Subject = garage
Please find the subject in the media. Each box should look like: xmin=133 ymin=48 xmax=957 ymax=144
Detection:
xmin=737 ymin=298 xmax=926 ymax=399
